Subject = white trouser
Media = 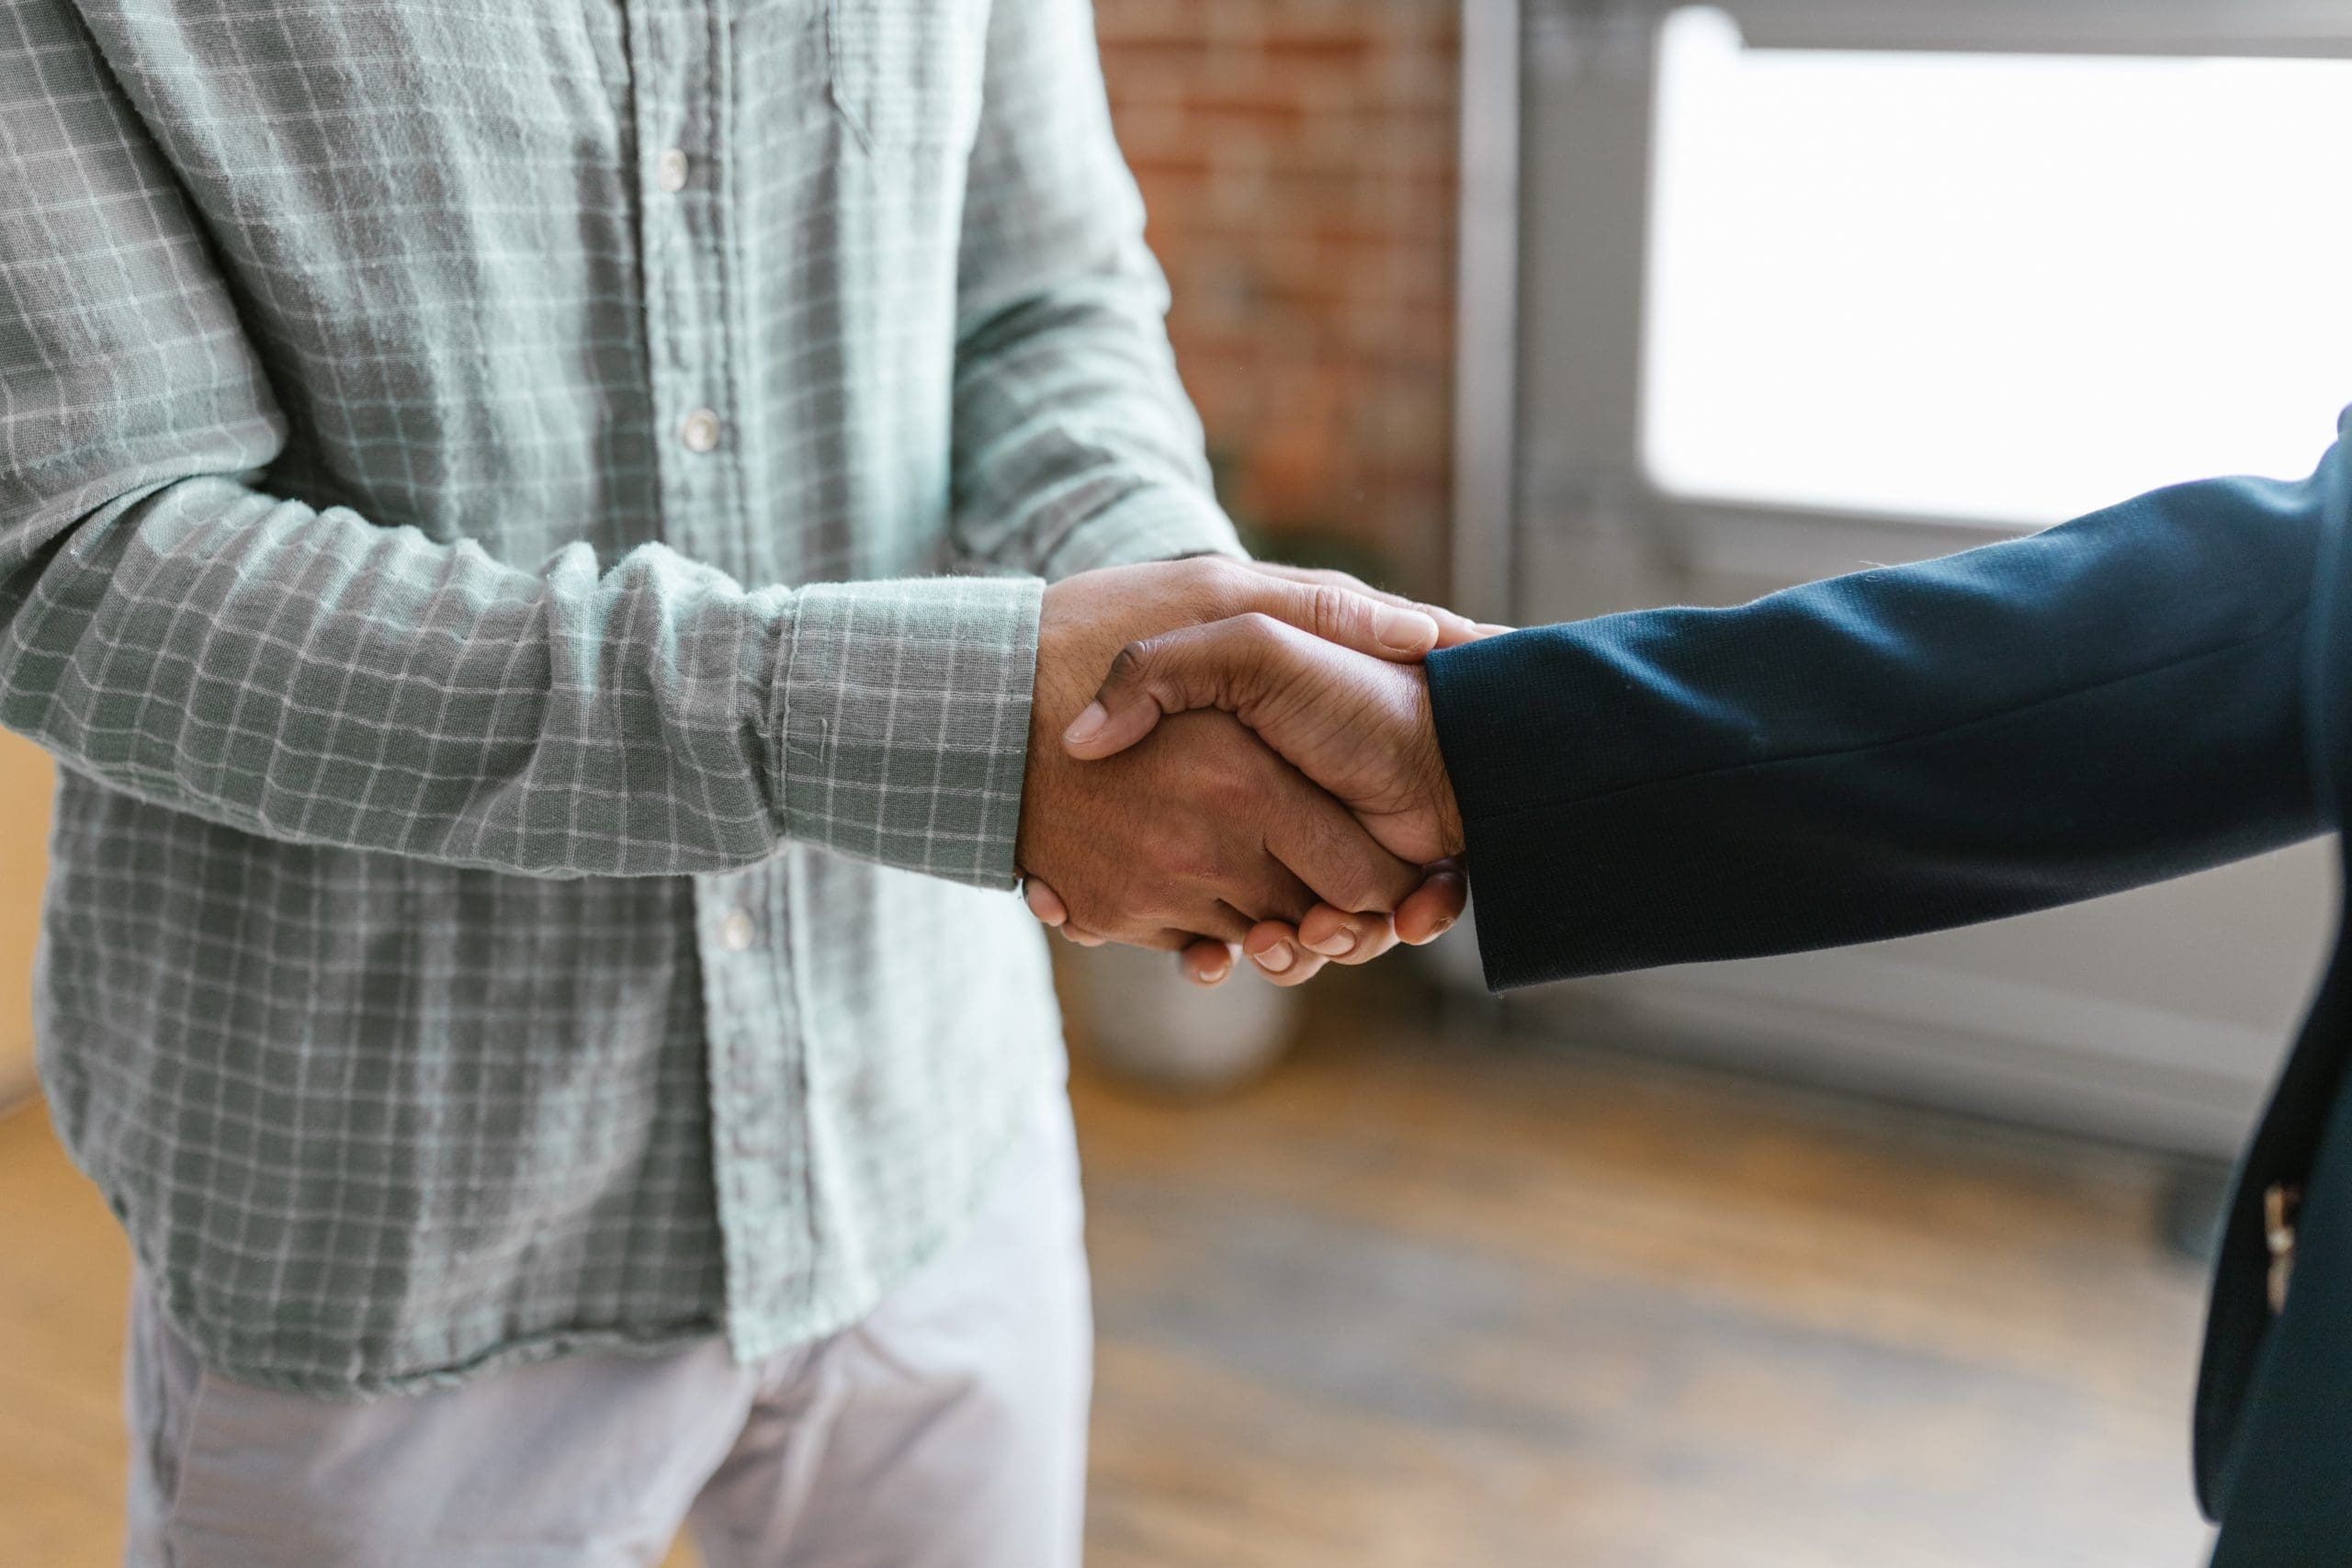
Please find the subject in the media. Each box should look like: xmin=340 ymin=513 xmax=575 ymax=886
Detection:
xmin=123 ymin=1091 xmax=1092 ymax=1568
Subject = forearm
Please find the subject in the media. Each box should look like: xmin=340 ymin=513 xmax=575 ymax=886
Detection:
xmin=0 ymin=6 xmax=1041 ymax=888
xmin=0 ymin=477 xmax=1038 ymax=882
xmin=1430 ymin=457 xmax=2341 ymax=990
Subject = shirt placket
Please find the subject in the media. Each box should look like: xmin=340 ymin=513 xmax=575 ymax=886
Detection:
xmin=628 ymin=0 xmax=811 ymax=1348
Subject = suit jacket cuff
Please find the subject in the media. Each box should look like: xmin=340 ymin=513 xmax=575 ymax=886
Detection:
xmin=1424 ymin=633 xmax=1607 ymax=993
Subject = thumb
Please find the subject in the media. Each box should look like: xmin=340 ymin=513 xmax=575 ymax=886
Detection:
xmin=1062 ymin=613 xmax=1329 ymax=761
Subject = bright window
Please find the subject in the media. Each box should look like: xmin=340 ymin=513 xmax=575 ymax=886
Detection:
xmin=1644 ymin=6 xmax=2352 ymax=526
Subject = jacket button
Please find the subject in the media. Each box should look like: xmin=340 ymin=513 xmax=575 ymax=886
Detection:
xmin=2265 ymin=1181 xmax=2302 ymax=1314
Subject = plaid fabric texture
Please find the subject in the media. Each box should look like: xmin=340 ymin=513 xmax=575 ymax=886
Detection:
xmin=0 ymin=0 xmax=1237 ymax=1393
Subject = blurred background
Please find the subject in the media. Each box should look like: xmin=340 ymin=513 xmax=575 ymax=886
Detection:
xmin=14 ymin=0 xmax=2352 ymax=1562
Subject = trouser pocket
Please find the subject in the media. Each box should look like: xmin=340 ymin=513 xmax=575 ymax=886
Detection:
xmin=120 ymin=1274 xmax=753 ymax=1568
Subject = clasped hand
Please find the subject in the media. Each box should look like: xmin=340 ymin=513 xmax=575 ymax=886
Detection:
xmin=1015 ymin=558 xmax=1488 ymax=988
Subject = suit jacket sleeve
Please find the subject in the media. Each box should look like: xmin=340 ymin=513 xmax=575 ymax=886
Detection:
xmin=1425 ymin=446 xmax=2348 ymax=993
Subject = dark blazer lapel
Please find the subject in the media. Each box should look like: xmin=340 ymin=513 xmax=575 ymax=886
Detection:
xmin=2206 ymin=1008 xmax=2352 ymax=1561
xmin=2199 ymin=425 xmax=2352 ymax=1545
xmin=2199 ymin=959 xmax=2352 ymax=1529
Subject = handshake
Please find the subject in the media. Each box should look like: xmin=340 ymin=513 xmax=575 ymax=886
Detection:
xmin=1015 ymin=557 xmax=1499 ymax=988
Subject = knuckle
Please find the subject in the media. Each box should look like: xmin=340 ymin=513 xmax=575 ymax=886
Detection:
xmin=1235 ymin=610 xmax=1286 ymax=649
xmin=1257 ymin=883 xmax=1315 ymax=930
xmin=1150 ymin=831 xmax=1222 ymax=892
xmin=1203 ymin=764 xmax=1259 ymax=814
xmin=1104 ymin=640 xmax=1154 ymax=686
xmin=1234 ymin=613 xmax=1306 ymax=671
xmin=1306 ymin=582 xmax=1354 ymax=639
xmin=1345 ymin=859 xmax=1416 ymax=915
xmin=1307 ymin=860 xmax=1372 ymax=915
xmin=1189 ymin=555 xmax=1250 ymax=610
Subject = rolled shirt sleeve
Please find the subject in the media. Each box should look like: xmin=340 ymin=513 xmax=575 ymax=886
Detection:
xmin=0 ymin=0 xmax=1049 ymax=889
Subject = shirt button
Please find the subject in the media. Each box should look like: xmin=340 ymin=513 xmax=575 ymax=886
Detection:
xmin=680 ymin=408 xmax=722 ymax=454
xmin=656 ymin=147 xmax=690 ymax=194
xmin=718 ymin=908 xmax=757 ymax=953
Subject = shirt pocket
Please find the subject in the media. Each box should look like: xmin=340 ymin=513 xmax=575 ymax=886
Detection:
xmin=827 ymin=0 xmax=988 ymax=154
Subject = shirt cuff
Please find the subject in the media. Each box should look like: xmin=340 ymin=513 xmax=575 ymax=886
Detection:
xmin=1035 ymin=485 xmax=1247 ymax=579
xmin=774 ymin=575 xmax=1045 ymax=889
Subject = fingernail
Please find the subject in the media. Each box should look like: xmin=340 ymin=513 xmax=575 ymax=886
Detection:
xmin=1305 ymin=931 xmax=1356 ymax=958
xmin=1253 ymin=942 xmax=1295 ymax=974
xmin=1428 ymin=916 xmax=1455 ymax=938
xmin=1476 ymin=624 xmax=1517 ymax=638
xmin=1374 ymin=605 xmax=1437 ymax=654
xmin=1062 ymin=703 xmax=1109 ymax=747
xmin=1195 ymin=954 xmax=1232 ymax=984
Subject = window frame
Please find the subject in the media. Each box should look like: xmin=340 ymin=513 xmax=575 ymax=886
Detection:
xmin=1454 ymin=0 xmax=2352 ymax=626
xmin=1443 ymin=0 xmax=2352 ymax=1156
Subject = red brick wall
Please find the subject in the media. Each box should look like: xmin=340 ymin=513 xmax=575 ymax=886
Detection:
xmin=1096 ymin=0 xmax=1462 ymax=592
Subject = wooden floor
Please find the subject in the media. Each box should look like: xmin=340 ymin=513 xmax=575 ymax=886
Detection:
xmin=0 ymin=980 xmax=2217 ymax=1565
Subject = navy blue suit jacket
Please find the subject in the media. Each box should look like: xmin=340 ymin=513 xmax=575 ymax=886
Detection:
xmin=1425 ymin=433 xmax=2352 ymax=1562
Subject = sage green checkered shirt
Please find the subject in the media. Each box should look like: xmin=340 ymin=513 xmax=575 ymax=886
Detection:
xmin=0 ymin=0 xmax=1237 ymax=1393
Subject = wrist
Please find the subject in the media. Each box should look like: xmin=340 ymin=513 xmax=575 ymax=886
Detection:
xmin=1422 ymin=726 xmax=1466 ymax=859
